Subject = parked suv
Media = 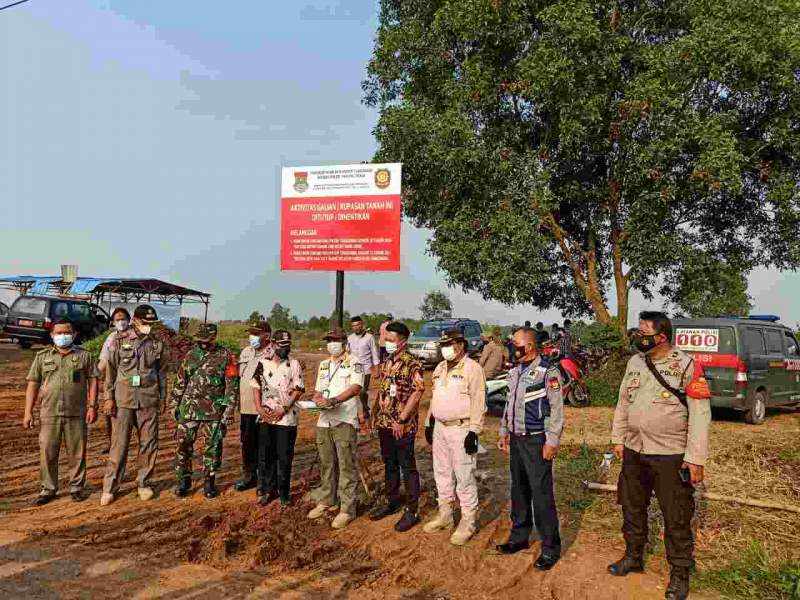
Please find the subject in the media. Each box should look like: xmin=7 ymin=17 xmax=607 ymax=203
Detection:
xmin=4 ymin=296 xmax=110 ymax=348
xmin=0 ymin=301 xmax=8 ymax=332
xmin=408 ymin=318 xmax=483 ymax=367
xmin=672 ymin=315 xmax=800 ymax=425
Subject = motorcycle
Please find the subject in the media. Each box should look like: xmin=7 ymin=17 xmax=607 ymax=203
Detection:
xmin=542 ymin=343 xmax=590 ymax=407
xmin=486 ymin=371 xmax=510 ymax=410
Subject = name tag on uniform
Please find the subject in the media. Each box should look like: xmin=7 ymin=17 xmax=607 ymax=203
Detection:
xmin=131 ymin=375 xmax=141 ymax=387
xmin=389 ymin=383 xmax=397 ymax=398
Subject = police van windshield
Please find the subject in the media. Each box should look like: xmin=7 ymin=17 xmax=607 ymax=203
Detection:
xmin=415 ymin=324 xmax=444 ymax=338
xmin=673 ymin=326 xmax=736 ymax=354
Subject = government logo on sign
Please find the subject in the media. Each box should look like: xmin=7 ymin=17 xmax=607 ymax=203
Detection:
xmin=374 ymin=168 xmax=391 ymax=189
xmin=294 ymin=172 xmax=309 ymax=193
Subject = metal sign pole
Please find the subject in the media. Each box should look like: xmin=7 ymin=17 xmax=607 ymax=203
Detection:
xmin=335 ymin=270 xmax=344 ymax=329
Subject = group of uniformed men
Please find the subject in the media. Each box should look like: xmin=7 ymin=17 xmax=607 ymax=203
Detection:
xmin=22 ymin=306 xmax=710 ymax=600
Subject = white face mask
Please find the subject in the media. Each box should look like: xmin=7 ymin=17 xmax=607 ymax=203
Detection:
xmin=53 ymin=334 xmax=74 ymax=348
xmin=248 ymin=335 xmax=261 ymax=349
xmin=441 ymin=345 xmax=457 ymax=362
xmin=114 ymin=320 xmax=129 ymax=332
xmin=138 ymin=324 xmax=152 ymax=335
xmin=385 ymin=341 xmax=398 ymax=355
xmin=327 ymin=342 xmax=344 ymax=357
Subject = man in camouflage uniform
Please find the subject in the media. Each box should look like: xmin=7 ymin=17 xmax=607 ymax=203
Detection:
xmin=170 ymin=323 xmax=239 ymax=498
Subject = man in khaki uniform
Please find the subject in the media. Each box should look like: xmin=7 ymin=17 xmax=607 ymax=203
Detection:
xmin=478 ymin=330 xmax=506 ymax=380
xmin=24 ymin=318 xmax=99 ymax=505
xmin=235 ymin=320 xmax=273 ymax=492
xmin=609 ymin=311 xmax=711 ymax=600
xmin=101 ymin=304 xmax=168 ymax=506
xmin=423 ymin=329 xmax=487 ymax=546
xmin=307 ymin=328 xmax=365 ymax=530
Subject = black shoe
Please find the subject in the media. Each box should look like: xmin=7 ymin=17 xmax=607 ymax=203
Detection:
xmin=204 ymin=476 xmax=219 ymax=499
xmin=34 ymin=495 xmax=55 ymax=507
xmin=234 ymin=478 xmax=257 ymax=492
xmin=70 ymin=491 xmax=87 ymax=503
xmin=608 ymin=555 xmax=645 ymax=577
xmin=534 ymin=554 xmax=560 ymax=571
xmin=256 ymin=486 xmax=266 ymax=497
xmin=394 ymin=507 xmax=420 ymax=532
xmin=279 ymin=497 xmax=291 ymax=509
xmin=175 ymin=478 xmax=192 ymax=498
xmin=496 ymin=540 xmax=530 ymax=555
xmin=665 ymin=568 xmax=690 ymax=600
xmin=369 ymin=502 xmax=402 ymax=521
xmin=258 ymin=491 xmax=279 ymax=507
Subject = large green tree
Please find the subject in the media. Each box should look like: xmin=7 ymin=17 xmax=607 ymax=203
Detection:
xmin=420 ymin=290 xmax=454 ymax=319
xmin=365 ymin=0 xmax=800 ymax=334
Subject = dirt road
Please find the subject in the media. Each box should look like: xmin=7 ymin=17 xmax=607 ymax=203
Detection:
xmin=0 ymin=344 xmax=730 ymax=598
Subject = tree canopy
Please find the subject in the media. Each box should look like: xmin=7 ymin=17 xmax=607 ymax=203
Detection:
xmin=419 ymin=290 xmax=454 ymax=320
xmin=365 ymin=0 xmax=800 ymax=333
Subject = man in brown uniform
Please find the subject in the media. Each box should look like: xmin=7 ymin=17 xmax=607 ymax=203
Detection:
xmin=609 ymin=311 xmax=712 ymax=600
xmin=101 ymin=304 xmax=168 ymax=506
xmin=478 ymin=330 xmax=506 ymax=380
xmin=24 ymin=319 xmax=99 ymax=505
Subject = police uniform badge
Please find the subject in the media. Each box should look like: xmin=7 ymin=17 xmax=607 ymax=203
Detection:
xmin=548 ymin=377 xmax=560 ymax=391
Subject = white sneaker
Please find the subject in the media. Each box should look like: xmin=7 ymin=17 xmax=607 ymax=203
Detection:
xmin=331 ymin=512 xmax=354 ymax=529
xmin=307 ymin=503 xmax=330 ymax=520
xmin=138 ymin=487 xmax=155 ymax=501
xmin=100 ymin=492 xmax=115 ymax=506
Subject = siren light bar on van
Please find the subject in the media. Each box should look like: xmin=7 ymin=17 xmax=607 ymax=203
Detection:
xmin=713 ymin=315 xmax=781 ymax=323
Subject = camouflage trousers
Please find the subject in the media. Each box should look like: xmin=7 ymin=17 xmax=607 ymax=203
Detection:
xmin=175 ymin=420 xmax=227 ymax=480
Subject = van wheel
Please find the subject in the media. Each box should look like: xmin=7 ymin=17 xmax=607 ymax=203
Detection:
xmin=19 ymin=340 xmax=32 ymax=349
xmin=745 ymin=390 xmax=767 ymax=425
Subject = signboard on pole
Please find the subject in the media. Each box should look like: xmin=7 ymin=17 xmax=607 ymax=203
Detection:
xmin=280 ymin=163 xmax=402 ymax=271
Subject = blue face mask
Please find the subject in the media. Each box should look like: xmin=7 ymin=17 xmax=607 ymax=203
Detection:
xmin=248 ymin=335 xmax=261 ymax=349
xmin=53 ymin=334 xmax=74 ymax=348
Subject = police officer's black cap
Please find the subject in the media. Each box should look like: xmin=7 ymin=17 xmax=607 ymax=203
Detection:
xmin=133 ymin=304 xmax=159 ymax=323
xmin=248 ymin=320 xmax=272 ymax=334
xmin=273 ymin=330 xmax=292 ymax=346
xmin=439 ymin=328 xmax=466 ymax=346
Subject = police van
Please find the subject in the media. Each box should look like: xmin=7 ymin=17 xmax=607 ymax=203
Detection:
xmin=671 ymin=316 xmax=800 ymax=425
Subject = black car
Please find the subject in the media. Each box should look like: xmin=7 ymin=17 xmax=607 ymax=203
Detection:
xmin=4 ymin=296 xmax=110 ymax=348
xmin=408 ymin=318 xmax=484 ymax=367
xmin=0 ymin=301 xmax=8 ymax=332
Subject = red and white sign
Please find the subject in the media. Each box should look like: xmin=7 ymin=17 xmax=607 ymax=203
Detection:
xmin=675 ymin=328 xmax=720 ymax=353
xmin=280 ymin=163 xmax=402 ymax=271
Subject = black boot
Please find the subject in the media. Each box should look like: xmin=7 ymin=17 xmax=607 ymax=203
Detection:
xmin=234 ymin=477 xmax=257 ymax=492
xmin=204 ymin=476 xmax=219 ymax=499
xmin=394 ymin=507 xmax=420 ymax=532
xmin=369 ymin=501 xmax=402 ymax=521
xmin=608 ymin=554 xmax=645 ymax=577
xmin=175 ymin=477 xmax=191 ymax=498
xmin=665 ymin=567 xmax=690 ymax=600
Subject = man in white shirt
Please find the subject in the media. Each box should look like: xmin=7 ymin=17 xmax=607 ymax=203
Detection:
xmin=347 ymin=315 xmax=380 ymax=420
xmin=307 ymin=328 xmax=365 ymax=529
xmin=251 ymin=330 xmax=304 ymax=508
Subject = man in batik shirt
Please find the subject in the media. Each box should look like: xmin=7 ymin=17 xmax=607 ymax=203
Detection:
xmin=368 ymin=321 xmax=425 ymax=532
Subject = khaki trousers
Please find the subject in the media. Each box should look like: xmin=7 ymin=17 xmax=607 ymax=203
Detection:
xmin=314 ymin=423 xmax=359 ymax=516
xmin=39 ymin=417 xmax=87 ymax=496
xmin=103 ymin=407 xmax=159 ymax=494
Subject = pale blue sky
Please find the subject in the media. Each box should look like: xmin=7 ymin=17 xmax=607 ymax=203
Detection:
xmin=1 ymin=0 xmax=798 ymax=327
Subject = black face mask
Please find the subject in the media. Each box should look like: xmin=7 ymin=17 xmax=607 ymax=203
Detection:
xmin=198 ymin=342 xmax=213 ymax=351
xmin=514 ymin=345 xmax=529 ymax=359
xmin=632 ymin=333 xmax=661 ymax=353
xmin=275 ymin=347 xmax=290 ymax=360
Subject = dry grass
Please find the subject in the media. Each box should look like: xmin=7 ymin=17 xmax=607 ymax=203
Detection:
xmin=560 ymin=406 xmax=800 ymax=598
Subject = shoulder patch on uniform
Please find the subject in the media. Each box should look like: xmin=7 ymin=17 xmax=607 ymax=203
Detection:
xmin=353 ymin=363 xmax=364 ymax=374
xmin=548 ymin=377 xmax=561 ymax=390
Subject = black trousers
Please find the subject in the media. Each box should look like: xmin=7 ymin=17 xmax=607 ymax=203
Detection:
xmin=378 ymin=427 xmax=420 ymax=510
xmin=618 ymin=447 xmax=695 ymax=569
xmin=258 ymin=423 xmax=298 ymax=500
xmin=509 ymin=433 xmax=561 ymax=556
xmin=240 ymin=414 xmax=259 ymax=481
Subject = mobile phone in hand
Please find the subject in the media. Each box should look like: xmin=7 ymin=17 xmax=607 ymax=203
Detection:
xmin=679 ymin=466 xmax=691 ymax=484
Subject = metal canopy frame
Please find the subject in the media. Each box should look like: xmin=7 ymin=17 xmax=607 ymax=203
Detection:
xmin=0 ymin=277 xmax=212 ymax=321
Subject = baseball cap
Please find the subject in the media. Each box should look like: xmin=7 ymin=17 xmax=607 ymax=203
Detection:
xmin=322 ymin=328 xmax=347 ymax=342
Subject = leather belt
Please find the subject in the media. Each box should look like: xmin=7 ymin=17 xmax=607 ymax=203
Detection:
xmin=437 ymin=418 xmax=469 ymax=427
xmin=511 ymin=431 xmax=545 ymax=438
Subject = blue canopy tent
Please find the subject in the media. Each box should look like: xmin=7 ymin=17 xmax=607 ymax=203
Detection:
xmin=0 ymin=276 xmax=211 ymax=323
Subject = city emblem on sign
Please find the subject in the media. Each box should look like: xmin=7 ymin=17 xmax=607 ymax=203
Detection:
xmin=293 ymin=171 xmax=309 ymax=193
xmin=374 ymin=168 xmax=391 ymax=189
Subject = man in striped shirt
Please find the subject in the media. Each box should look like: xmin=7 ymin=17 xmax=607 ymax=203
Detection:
xmin=496 ymin=327 xmax=565 ymax=571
